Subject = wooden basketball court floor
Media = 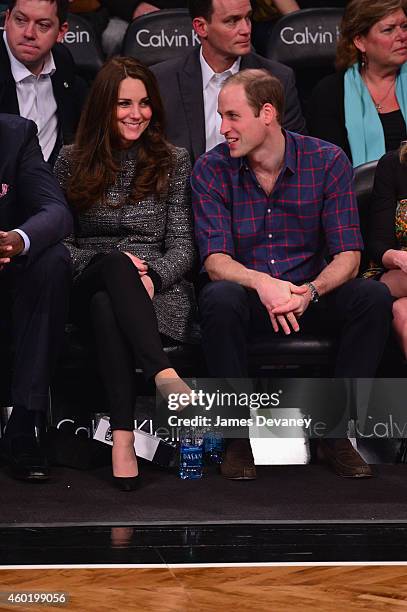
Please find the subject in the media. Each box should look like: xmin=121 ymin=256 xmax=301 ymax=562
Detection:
xmin=1 ymin=564 xmax=407 ymax=611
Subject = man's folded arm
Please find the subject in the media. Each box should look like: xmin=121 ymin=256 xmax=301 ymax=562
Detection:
xmin=16 ymin=121 xmax=73 ymax=261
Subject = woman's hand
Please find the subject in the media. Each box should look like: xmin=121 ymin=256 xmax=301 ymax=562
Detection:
xmin=382 ymin=249 xmax=407 ymax=274
xmin=141 ymin=274 xmax=154 ymax=299
xmin=394 ymin=250 xmax=407 ymax=274
xmin=123 ymin=252 xmax=154 ymax=297
xmin=123 ymin=252 xmax=148 ymax=276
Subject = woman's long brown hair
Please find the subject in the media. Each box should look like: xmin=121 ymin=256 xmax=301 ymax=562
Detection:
xmin=67 ymin=56 xmax=172 ymax=211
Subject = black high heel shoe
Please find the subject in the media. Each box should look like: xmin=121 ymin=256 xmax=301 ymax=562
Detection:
xmin=113 ymin=475 xmax=140 ymax=492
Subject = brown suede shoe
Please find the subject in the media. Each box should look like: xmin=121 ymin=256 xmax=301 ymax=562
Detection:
xmin=318 ymin=439 xmax=373 ymax=478
xmin=220 ymin=439 xmax=257 ymax=480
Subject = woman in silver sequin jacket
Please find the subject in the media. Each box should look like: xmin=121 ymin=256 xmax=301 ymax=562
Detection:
xmin=54 ymin=57 xmax=197 ymax=491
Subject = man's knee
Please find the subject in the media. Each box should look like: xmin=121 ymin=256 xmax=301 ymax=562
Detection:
xmin=199 ymin=280 xmax=248 ymax=318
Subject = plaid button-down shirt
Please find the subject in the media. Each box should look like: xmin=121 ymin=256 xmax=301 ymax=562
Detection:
xmin=191 ymin=131 xmax=363 ymax=284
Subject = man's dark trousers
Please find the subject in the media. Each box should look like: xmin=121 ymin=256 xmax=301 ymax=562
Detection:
xmin=1 ymin=244 xmax=71 ymax=414
xmin=199 ymin=278 xmax=393 ymax=433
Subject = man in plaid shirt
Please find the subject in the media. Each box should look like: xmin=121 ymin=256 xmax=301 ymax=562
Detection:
xmin=191 ymin=69 xmax=393 ymax=480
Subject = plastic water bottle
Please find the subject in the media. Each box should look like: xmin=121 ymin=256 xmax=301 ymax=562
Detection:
xmin=204 ymin=431 xmax=225 ymax=464
xmin=179 ymin=428 xmax=204 ymax=479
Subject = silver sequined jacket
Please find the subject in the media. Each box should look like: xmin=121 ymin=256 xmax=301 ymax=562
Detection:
xmin=54 ymin=144 xmax=199 ymax=344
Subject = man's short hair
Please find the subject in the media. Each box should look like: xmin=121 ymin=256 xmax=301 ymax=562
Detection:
xmin=187 ymin=0 xmax=214 ymax=21
xmin=223 ymin=69 xmax=285 ymax=125
xmin=7 ymin=0 xmax=69 ymax=25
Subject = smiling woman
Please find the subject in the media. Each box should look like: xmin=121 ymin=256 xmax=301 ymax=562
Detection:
xmin=116 ymin=78 xmax=153 ymax=147
xmin=53 ymin=57 xmax=197 ymax=491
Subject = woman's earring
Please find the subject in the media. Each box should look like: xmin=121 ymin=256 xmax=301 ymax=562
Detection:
xmin=361 ymin=52 xmax=368 ymax=69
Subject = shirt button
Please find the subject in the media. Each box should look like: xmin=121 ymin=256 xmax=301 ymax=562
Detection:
xmin=268 ymin=234 xmax=272 ymax=239
xmin=267 ymin=209 xmax=271 ymax=213
xmin=271 ymin=259 xmax=275 ymax=264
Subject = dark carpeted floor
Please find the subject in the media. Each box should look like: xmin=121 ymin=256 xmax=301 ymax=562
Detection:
xmin=1 ymin=463 xmax=407 ymax=526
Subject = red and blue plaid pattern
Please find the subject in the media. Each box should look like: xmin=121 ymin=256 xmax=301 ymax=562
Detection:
xmin=191 ymin=131 xmax=363 ymax=284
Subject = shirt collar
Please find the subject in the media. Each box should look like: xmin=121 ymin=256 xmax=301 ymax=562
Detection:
xmin=239 ymin=130 xmax=297 ymax=176
xmin=3 ymin=31 xmax=56 ymax=82
xmin=282 ymin=130 xmax=297 ymax=175
xmin=199 ymin=47 xmax=241 ymax=90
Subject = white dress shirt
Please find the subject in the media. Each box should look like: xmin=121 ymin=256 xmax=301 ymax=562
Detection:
xmin=200 ymin=48 xmax=241 ymax=152
xmin=4 ymin=31 xmax=58 ymax=163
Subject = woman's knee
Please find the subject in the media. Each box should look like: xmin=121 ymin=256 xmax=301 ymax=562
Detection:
xmin=99 ymin=251 xmax=140 ymax=281
xmin=100 ymin=250 xmax=129 ymax=266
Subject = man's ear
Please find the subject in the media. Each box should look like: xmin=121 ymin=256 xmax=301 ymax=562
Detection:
xmin=4 ymin=9 xmax=11 ymax=29
xmin=261 ymin=102 xmax=277 ymax=125
xmin=192 ymin=16 xmax=208 ymax=39
xmin=56 ymin=21 xmax=69 ymax=44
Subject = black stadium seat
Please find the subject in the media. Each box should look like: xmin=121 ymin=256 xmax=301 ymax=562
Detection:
xmin=121 ymin=9 xmax=199 ymax=67
xmin=265 ymin=8 xmax=343 ymax=113
xmin=63 ymin=13 xmax=104 ymax=81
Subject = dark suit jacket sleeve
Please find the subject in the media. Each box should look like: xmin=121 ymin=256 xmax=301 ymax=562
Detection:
xmin=151 ymin=58 xmax=197 ymax=160
xmin=281 ymin=65 xmax=307 ymax=134
xmin=306 ymin=71 xmax=352 ymax=162
xmin=16 ymin=120 xmax=73 ymax=263
xmin=368 ymin=151 xmax=401 ymax=264
xmin=52 ymin=44 xmax=89 ymax=147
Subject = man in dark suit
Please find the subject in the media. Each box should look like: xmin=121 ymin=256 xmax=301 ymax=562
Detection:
xmin=152 ymin=0 xmax=306 ymax=163
xmin=0 ymin=0 xmax=87 ymax=165
xmin=0 ymin=114 xmax=72 ymax=481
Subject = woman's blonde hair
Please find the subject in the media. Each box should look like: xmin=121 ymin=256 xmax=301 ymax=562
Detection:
xmin=336 ymin=0 xmax=407 ymax=70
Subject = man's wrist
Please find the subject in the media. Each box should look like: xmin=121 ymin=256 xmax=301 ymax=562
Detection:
xmin=12 ymin=229 xmax=28 ymax=256
xmin=305 ymin=281 xmax=320 ymax=303
xmin=251 ymin=270 xmax=283 ymax=292
xmin=248 ymin=269 xmax=267 ymax=291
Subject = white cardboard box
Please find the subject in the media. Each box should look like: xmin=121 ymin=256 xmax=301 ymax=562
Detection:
xmin=93 ymin=416 xmax=176 ymax=466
